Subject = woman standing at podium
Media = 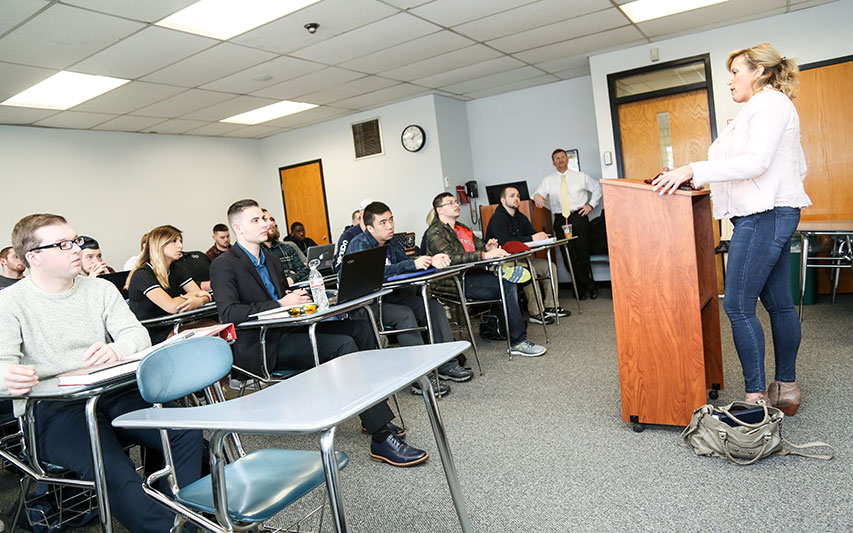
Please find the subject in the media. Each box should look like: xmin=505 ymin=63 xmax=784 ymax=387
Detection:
xmin=652 ymin=43 xmax=810 ymax=415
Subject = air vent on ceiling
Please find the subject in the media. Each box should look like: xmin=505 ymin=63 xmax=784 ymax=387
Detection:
xmin=351 ymin=118 xmax=383 ymax=159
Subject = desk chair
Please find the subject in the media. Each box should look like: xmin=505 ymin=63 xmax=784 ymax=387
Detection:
xmin=134 ymin=336 xmax=348 ymax=533
xmin=0 ymin=407 xmax=98 ymax=532
xmin=829 ymin=234 xmax=852 ymax=303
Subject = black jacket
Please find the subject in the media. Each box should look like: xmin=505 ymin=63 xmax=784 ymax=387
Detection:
xmin=209 ymin=244 xmax=288 ymax=376
xmin=484 ymin=204 xmax=536 ymax=244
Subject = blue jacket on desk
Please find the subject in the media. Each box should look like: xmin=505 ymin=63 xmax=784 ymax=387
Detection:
xmin=346 ymin=231 xmax=415 ymax=279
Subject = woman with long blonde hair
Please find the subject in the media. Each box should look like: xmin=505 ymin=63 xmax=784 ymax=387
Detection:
xmin=653 ymin=44 xmax=809 ymax=414
xmin=126 ymin=225 xmax=211 ymax=342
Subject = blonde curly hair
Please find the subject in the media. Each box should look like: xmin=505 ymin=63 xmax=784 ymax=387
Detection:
xmin=727 ymin=43 xmax=799 ymax=99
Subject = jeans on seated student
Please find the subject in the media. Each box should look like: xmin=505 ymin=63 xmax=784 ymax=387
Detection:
xmin=35 ymin=389 xmax=202 ymax=533
xmin=464 ymin=270 xmax=526 ymax=344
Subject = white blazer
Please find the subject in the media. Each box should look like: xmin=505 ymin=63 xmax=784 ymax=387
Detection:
xmin=691 ymin=86 xmax=811 ymax=219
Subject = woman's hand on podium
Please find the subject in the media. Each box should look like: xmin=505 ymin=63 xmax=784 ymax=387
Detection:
xmin=652 ymin=165 xmax=694 ymax=195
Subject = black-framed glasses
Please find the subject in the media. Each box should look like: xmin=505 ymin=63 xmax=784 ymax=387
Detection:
xmin=28 ymin=236 xmax=85 ymax=253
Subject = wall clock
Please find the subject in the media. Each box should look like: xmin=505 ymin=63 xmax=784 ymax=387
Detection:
xmin=401 ymin=124 xmax=425 ymax=152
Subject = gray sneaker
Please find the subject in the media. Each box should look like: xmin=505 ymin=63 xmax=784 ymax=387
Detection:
xmin=510 ymin=339 xmax=547 ymax=357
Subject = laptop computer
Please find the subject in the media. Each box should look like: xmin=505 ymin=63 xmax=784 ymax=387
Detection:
xmin=306 ymin=244 xmax=335 ymax=275
xmin=335 ymin=245 xmax=387 ymax=304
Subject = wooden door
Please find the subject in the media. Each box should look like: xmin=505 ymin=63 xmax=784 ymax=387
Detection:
xmin=279 ymin=160 xmax=331 ymax=245
xmin=794 ymin=59 xmax=853 ymax=294
xmin=618 ymin=89 xmax=721 ymax=291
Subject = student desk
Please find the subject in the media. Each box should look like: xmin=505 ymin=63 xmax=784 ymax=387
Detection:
xmin=112 ymin=342 xmax=474 ymax=533
xmin=0 ymin=374 xmax=139 ymax=533
xmin=524 ymin=236 xmax=582 ymax=319
xmin=797 ymin=221 xmax=853 ymax=320
xmin=138 ymin=301 xmax=219 ymax=336
xmin=235 ymin=289 xmax=392 ymax=378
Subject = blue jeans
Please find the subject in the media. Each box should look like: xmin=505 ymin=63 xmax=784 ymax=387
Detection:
xmin=725 ymin=207 xmax=801 ymax=393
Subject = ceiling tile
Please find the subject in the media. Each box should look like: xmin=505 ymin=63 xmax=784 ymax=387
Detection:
xmin=410 ymin=0 xmax=538 ymax=27
xmin=552 ymin=64 xmax=591 ymax=80
xmin=379 ymin=0 xmax=433 ymax=8
xmin=464 ymin=73 xmax=558 ymax=99
xmin=381 ymin=44 xmax=501 ymax=81
xmin=73 ymin=81 xmax=187 ymax=114
xmin=251 ymin=67 xmax=363 ymax=100
xmin=62 ymin=0 xmax=198 ymax=22
xmin=290 ymin=13 xmax=439 ymax=65
xmin=0 ymin=106 xmax=58 ymax=124
xmin=181 ymin=95 xmax=280 ymax=121
xmin=488 ymin=8 xmax=629 ymax=53
xmin=515 ymin=25 xmax=646 ymax=64
xmin=0 ymin=61 xmax=57 ymax=102
xmin=305 ymin=76 xmax=400 ymax=105
xmin=90 ymin=115 xmax=167 ymax=132
xmin=72 ymin=26 xmax=217 ymax=79
xmin=637 ymin=0 xmax=784 ymax=37
xmin=0 ymin=0 xmax=48 ymax=36
xmin=223 ymin=125 xmax=283 ymax=138
xmin=145 ymin=118 xmax=208 ymax=134
xmin=453 ymin=0 xmax=611 ymax=41
xmin=340 ymin=31 xmax=474 ymax=74
xmin=232 ymin=0 xmax=398 ymax=55
xmin=200 ymin=56 xmax=326 ymax=94
xmin=131 ymin=89 xmax=236 ymax=118
xmin=0 ymin=4 xmax=144 ymax=69
xmin=182 ymin=121 xmax=248 ymax=137
xmin=33 ymin=110 xmax=113 ymax=129
xmin=440 ymin=66 xmax=545 ymax=94
xmin=535 ymin=54 xmax=589 ymax=74
xmin=331 ymin=83 xmax=431 ymax=110
xmin=142 ymin=43 xmax=277 ymax=87
xmin=413 ymin=56 xmax=525 ymax=88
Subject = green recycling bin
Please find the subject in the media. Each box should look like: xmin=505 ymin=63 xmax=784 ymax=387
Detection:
xmin=790 ymin=235 xmax=817 ymax=305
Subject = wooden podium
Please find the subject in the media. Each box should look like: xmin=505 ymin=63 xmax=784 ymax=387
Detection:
xmin=601 ymin=179 xmax=722 ymax=429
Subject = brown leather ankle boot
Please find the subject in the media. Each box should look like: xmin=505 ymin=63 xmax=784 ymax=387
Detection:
xmin=766 ymin=381 xmax=801 ymax=416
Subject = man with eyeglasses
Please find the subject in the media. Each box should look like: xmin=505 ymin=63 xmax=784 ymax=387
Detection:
xmin=425 ymin=193 xmax=547 ymax=357
xmin=0 ymin=213 xmax=203 ymax=533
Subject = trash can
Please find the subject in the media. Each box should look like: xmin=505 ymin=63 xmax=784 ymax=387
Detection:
xmin=790 ymin=235 xmax=817 ymax=305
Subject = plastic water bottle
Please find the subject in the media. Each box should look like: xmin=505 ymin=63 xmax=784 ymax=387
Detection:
xmin=308 ymin=259 xmax=329 ymax=310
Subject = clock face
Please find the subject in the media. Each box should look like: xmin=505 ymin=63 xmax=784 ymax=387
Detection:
xmin=401 ymin=125 xmax=425 ymax=152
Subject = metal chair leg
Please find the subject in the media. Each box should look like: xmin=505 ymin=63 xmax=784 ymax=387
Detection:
xmin=452 ymin=276 xmax=483 ymax=375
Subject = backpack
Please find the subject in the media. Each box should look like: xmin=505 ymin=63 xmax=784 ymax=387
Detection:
xmin=479 ymin=304 xmax=507 ymax=341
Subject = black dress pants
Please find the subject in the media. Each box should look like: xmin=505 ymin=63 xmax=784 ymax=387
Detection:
xmin=554 ymin=212 xmax=595 ymax=294
xmin=276 ymin=318 xmax=394 ymax=434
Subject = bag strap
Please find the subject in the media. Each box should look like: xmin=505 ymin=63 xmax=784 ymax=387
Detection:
xmin=779 ymin=439 xmax=835 ymax=460
xmin=719 ymin=430 xmax=772 ymax=466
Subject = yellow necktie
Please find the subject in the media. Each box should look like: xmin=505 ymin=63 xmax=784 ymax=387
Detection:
xmin=560 ymin=172 xmax=570 ymax=219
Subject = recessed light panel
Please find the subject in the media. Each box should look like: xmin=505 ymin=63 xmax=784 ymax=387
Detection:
xmin=157 ymin=0 xmax=322 ymax=40
xmin=1 ymin=71 xmax=130 ymax=110
xmin=620 ymin=0 xmax=730 ymax=23
xmin=220 ymin=100 xmax=318 ymax=125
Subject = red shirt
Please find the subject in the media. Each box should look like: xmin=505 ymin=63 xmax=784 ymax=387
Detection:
xmin=454 ymin=224 xmax=476 ymax=252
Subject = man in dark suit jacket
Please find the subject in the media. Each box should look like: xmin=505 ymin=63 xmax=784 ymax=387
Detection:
xmin=210 ymin=199 xmax=429 ymax=467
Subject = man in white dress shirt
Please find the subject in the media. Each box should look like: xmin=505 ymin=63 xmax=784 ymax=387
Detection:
xmin=533 ymin=149 xmax=602 ymax=299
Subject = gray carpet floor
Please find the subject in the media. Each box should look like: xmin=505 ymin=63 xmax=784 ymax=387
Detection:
xmin=2 ymin=289 xmax=851 ymax=532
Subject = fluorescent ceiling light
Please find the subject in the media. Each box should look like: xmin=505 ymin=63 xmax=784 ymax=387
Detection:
xmin=221 ymin=100 xmax=318 ymax=125
xmin=619 ymin=0 xmax=730 ymax=23
xmin=157 ymin=0 xmax=322 ymax=40
xmin=0 ymin=71 xmax=129 ymax=110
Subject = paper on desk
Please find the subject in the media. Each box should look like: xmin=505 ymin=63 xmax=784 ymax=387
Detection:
xmin=523 ymin=237 xmax=556 ymax=247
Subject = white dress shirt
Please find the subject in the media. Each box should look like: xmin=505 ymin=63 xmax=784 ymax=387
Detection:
xmin=691 ymin=86 xmax=811 ymax=219
xmin=534 ymin=169 xmax=602 ymax=214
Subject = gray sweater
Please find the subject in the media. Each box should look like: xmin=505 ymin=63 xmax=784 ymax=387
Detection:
xmin=0 ymin=276 xmax=151 ymax=392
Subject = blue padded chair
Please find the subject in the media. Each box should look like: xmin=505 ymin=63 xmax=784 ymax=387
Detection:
xmin=136 ymin=336 xmax=348 ymax=532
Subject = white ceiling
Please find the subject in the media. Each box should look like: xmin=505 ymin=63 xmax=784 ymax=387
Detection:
xmin=0 ymin=0 xmax=835 ymax=138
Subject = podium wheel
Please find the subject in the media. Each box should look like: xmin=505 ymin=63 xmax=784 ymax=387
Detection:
xmin=708 ymin=389 xmax=719 ymax=400
xmin=632 ymin=423 xmax=644 ymax=433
